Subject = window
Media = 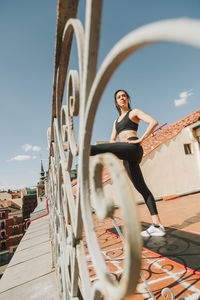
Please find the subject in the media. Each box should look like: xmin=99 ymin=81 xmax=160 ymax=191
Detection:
xmin=1 ymin=222 xmax=5 ymax=229
xmin=184 ymin=144 xmax=192 ymax=155
xmin=14 ymin=237 xmax=18 ymax=245
xmin=1 ymin=231 xmax=6 ymax=239
xmin=13 ymin=218 xmax=19 ymax=225
xmin=13 ymin=226 xmax=19 ymax=235
xmin=1 ymin=242 xmax=6 ymax=249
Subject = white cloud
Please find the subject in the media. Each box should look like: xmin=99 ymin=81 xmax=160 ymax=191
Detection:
xmin=22 ymin=144 xmax=32 ymax=152
xmin=9 ymin=144 xmax=41 ymax=162
xmin=174 ymin=89 xmax=193 ymax=107
xmin=32 ymin=146 xmax=41 ymax=152
xmin=21 ymin=144 xmax=41 ymax=152
xmin=174 ymin=98 xmax=187 ymax=107
xmin=10 ymin=155 xmax=37 ymax=161
xmin=10 ymin=155 xmax=32 ymax=161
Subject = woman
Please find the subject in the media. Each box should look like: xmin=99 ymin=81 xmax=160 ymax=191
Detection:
xmin=90 ymin=90 xmax=165 ymax=237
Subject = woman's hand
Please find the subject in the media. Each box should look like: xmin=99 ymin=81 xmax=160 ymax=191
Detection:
xmin=130 ymin=108 xmax=158 ymax=140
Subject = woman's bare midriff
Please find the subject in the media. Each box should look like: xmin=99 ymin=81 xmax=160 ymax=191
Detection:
xmin=119 ymin=130 xmax=138 ymax=142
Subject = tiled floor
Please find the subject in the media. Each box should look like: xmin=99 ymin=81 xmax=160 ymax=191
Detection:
xmin=138 ymin=192 xmax=200 ymax=235
xmin=85 ymin=193 xmax=200 ymax=299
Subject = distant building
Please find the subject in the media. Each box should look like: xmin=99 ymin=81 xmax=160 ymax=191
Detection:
xmin=0 ymin=207 xmax=11 ymax=278
xmin=0 ymin=208 xmax=9 ymax=252
xmin=0 ymin=191 xmax=12 ymax=202
xmin=22 ymin=188 xmax=37 ymax=220
xmin=10 ymin=190 xmax=22 ymax=208
xmin=69 ymin=168 xmax=77 ymax=181
xmin=0 ymin=201 xmax=24 ymax=278
xmin=0 ymin=190 xmax=22 ymax=208
xmin=6 ymin=207 xmax=24 ymax=254
xmin=138 ymin=109 xmax=200 ymax=201
xmin=37 ymin=160 xmax=47 ymax=203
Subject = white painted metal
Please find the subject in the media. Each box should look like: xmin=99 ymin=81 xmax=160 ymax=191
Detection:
xmin=47 ymin=0 xmax=200 ymax=299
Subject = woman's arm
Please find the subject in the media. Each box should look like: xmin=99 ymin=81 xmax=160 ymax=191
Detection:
xmin=110 ymin=120 xmax=118 ymax=142
xmin=128 ymin=108 xmax=158 ymax=143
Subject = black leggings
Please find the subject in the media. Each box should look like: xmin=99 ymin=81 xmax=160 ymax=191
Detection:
xmin=90 ymin=137 xmax=158 ymax=215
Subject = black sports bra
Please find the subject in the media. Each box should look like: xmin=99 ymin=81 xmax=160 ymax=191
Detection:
xmin=115 ymin=110 xmax=138 ymax=134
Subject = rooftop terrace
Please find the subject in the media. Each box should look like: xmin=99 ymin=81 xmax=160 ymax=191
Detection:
xmin=0 ymin=193 xmax=199 ymax=299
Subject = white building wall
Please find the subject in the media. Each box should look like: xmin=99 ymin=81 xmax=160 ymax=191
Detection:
xmin=134 ymin=125 xmax=200 ymax=202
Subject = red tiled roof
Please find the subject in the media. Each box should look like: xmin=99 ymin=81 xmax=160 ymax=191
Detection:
xmin=142 ymin=109 xmax=200 ymax=157
xmin=0 ymin=200 xmax=8 ymax=208
xmin=71 ymin=179 xmax=77 ymax=187
xmin=71 ymin=167 xmax=111 ymax=197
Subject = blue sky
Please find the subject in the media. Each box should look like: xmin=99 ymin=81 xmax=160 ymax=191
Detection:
xmin=0 ymin=0 xmax=200 ymax=190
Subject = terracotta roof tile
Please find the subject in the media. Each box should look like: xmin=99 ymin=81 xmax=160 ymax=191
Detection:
xmin=0 ymin=200 xmax=8 ymax=208
xmin=71 ymin=179 xmax=77 ymax=187
xmin=142 ymin=109 xmax=200 ymax=156
xmin=71 ymin=167 xmax=111 ymax=197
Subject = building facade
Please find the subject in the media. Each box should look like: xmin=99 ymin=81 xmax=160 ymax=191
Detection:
xmin=22 ymin=191 xmax=37 ymax=220
xmin=37 ymin=160 xmax=47 ymax=204
xmin=0 ymin=208 xmax=9 ymax=254
xmin=138 ymin=110 xmax=200 ymax=201
xmin=6 ymin=211 xmax=24 ymax=254
xmin=0 ymin=205 xmax=24 ymax=277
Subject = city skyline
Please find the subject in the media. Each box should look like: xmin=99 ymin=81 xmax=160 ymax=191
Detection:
xmin=0 ymin=0 xmax=200 ymax=189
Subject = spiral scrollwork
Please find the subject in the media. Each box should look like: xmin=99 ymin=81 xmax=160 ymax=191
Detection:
xmin=161 ymin=287 xmax=175 ymax=299
xmin=90 ymin=154 xmax=115 ymax=220
xmin=66 ymin=69 xmax=80 ymax=156
xmin=47 ymin=1 xmax=200 ymax=299
xmin=88 ymin=153 xmax=142 ymax=298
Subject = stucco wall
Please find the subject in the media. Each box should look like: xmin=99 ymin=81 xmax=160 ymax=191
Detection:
xmin=136 ymin=125 xmax=200 ymax=202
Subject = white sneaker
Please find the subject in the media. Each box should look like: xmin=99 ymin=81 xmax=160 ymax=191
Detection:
xmin=141 ymin=224 xmax=166 ymax=237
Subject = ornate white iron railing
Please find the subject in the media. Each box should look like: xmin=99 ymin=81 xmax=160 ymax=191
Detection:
xmin=47 ymin=0 xmax=200 ymax=299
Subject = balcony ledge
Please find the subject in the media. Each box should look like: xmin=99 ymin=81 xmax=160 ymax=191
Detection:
xmin=0 ymin=215 xmax=59 ymax=300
